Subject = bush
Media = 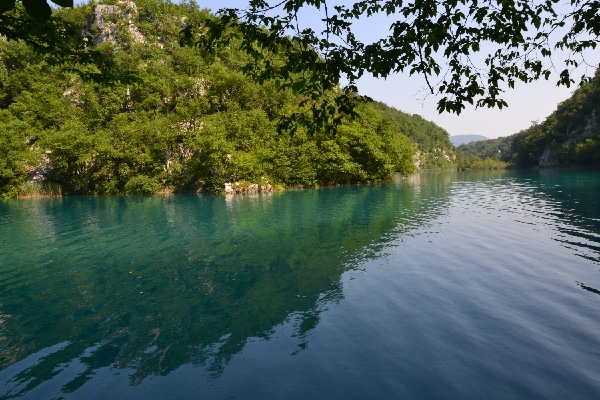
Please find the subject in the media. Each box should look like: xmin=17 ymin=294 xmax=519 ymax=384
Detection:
xmin=123 ymin=175 xmax=162 ymax=194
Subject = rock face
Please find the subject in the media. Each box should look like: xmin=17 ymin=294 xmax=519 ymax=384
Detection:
xmin=224 ymin=181 xmax=274 ymax=194
xmin=539 ymin=148 xmax=559 ymax=167
xmin=28 ymin=150 xmax=53 ymax=183
xmin=538 ymin=108 xmax=599 ymax=167
xmin=413 ymin=151 xmax=421 ymax=169
xmin=584 ymin=111 xmax=599 ymax=135
xmin=84 ymin=0 xmax=146 ymax=46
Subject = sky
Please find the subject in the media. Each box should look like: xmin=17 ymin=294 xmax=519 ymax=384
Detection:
xmin=74 ymin=0 xmax=598 ymax=139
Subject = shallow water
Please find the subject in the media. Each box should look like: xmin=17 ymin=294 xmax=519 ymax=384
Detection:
xmin=1 ymin=169 xmax=599 ymax=399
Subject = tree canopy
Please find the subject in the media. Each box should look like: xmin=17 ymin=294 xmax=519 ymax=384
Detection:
xmin=0 ymin=0 xmax=431 ymax=197
xmin=2 ymin=0 xmax=599 ymax=124
xmin=187 ymin=0 xmax=599 ymax=115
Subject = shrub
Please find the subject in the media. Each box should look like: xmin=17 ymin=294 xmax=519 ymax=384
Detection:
xmin=123 ymin=175 xmax=162 ymax=194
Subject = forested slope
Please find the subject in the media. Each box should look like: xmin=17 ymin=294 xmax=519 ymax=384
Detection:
xmin=457 ymin=135 xmax=514 ymax=161
xmin=0 ymin=0 xmax=454 ymax=197
xmin=369 ymin=101 xmax=456 ymax=169
xmin=458 ymin=68 xmax=600 ymax=167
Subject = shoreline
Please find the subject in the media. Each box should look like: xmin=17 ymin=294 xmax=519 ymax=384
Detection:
xmin=2 ymin=167 xmax=513 ymax=199
xmin=5 ymin=166 xmax=594 ymax=200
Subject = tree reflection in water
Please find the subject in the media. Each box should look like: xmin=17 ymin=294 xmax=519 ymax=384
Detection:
xmin=0 ymin=174 xmax=454 ymax=398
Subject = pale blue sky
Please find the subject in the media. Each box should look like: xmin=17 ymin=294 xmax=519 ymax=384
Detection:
xmin=74 ymin=0 xmax=599 ymax=139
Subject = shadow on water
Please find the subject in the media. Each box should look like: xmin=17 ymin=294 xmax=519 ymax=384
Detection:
xmin=0 ymin=175 xmax=455 ymax=399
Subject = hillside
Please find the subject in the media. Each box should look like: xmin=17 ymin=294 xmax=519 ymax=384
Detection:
xmin=0 ymin=0 xmax=460 ymax=198
xmin=457 ymin=135 xmax=514 ymax=160
xmin=459 ymin=68 xmax=600 ymax=167
xmin=512 ymin=68 xmax=600 ymax=167
xmin=450 ymin=135 xmax=488 ymax=146
xmin=0 ymin=0 xmax=464 ymax=197
xmin=369 ymin=101 xmax=456 ymax=169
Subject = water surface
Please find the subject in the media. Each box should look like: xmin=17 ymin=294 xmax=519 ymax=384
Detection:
xmin=1 ymin=169 xmax=599 ymax=399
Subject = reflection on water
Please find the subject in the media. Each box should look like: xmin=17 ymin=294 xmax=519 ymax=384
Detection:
xmin=0 ymin=180 xmax=451 ymax=398
xmin=1 ymin=169 xmax=600 ymax=399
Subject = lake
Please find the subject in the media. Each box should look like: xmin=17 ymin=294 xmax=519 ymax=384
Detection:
xmin=1 ymin=169 xmax=599 ymax=399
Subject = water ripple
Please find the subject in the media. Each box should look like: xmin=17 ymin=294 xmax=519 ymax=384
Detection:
xmin=1 ymin=170 xmax=599 ymax=399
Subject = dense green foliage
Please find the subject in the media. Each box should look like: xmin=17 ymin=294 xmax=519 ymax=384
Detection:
xmin=511 ymin=68 xmax=600 ymax=167
xmin=369 ymin=101 xmax=455 ymax=169
xmin=455 ymin=153 xmax=509 ymax=170
xmin=3 ymin=1 xmax=599 ymax=135
xmin=457 ymin=135 xmax=514 ymax=162
xmin=459 ymin=69 xmax=600 ymax=167
xmin=0 ymin=0 xmax=443 ymax=197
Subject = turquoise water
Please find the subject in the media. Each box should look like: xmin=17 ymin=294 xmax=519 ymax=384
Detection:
xmin=1 ymin=169 xmax=599 ymax=399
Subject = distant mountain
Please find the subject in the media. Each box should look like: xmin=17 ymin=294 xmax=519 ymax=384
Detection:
xmin=450 ymin=135 xmax=489 ymax=146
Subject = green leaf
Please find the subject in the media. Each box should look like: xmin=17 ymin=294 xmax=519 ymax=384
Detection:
xmin=22 ymin=0 xmax=52 ymax=21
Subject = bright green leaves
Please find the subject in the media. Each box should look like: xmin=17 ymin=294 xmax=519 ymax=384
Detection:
xmin=185 ymin=6 xmax=365 ymax=135
xmin=0 ymin=1 xmax=123 ymax=86
xmin=0 ymin=109 xmax=40 ymax=196
xmin=0 ymin=0 xmax=439 ymax=196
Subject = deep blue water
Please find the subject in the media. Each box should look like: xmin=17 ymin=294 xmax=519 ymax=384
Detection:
xmin=1 ymin=169 xmax=599 ymax=399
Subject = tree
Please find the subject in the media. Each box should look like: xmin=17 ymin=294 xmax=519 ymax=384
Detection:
xmin=0 ymin=0 xmax=422 ymax=196
xmin=2 ymin=0 xmax=599 ymax=126
xmin=183 ymin=0 xmax=599 ymax=120
xmin=0 ymin=1 xmax=123 ymax=82
xmin=1 ymin=0 xmax=75 ymax=50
